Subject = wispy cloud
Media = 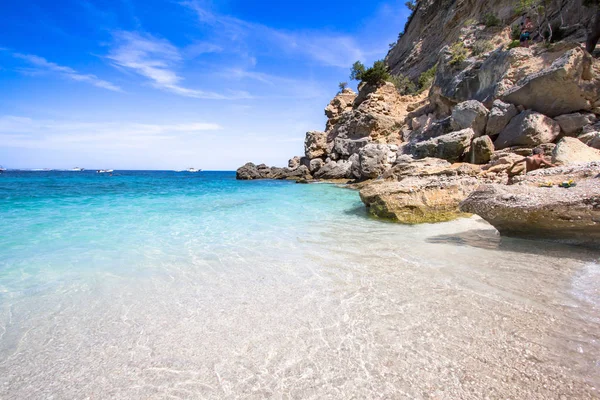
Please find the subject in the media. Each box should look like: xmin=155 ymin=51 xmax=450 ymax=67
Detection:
xmin=107 ymin=31 xmax=251 ymax=100
xmin=180 ymin=1 xmax=364 ymax=68
xmin=0 ymin=115 xmax=223 ymax=149
xmin=13 ymin=53 xmax=122 ymax=92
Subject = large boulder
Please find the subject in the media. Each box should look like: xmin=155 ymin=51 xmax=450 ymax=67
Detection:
xmin=236 ymin=162 xmax=262 ymax=180
xmin=552 ymin=137 xmax=600 ymax=165
xmin=304 ymin=131 xmax=330 ymax=159
xmin=578 ymin=132 xmax=600 ymax=150
xmin=313 ymin=160 xmax=353 ymax=180
xmin=359 ymin=175 xmax=480 ymax=224
xmin=412 ymin=128 xmax=475 ymax=162
xmin=355 ymin=144 xmax=398 ymax=180
xmin=451 ymin=100 xmax=489 ymax=136
xmin=383 ymin=158 xmax=453 ymax=180
xmin=486 ymin=100 xmax=518 ymax=137
xmin=324 ymin=88 xmax=357 ymax=131
xmin=460 ymin=178 xmax=600 ymax=245
xmin=469 ymin=135 xmax=495 ymax=164
xmin=308 ymin=158 xmax=324 ymax=174
xmin=502 ymin=48 xmax=600 ymax=118
xmin=333 ymin=137 xmax=371 ymax=158
xmin=495 ymin=110 xmax=561 ymax=150
xmin=288 ymin=156 xmax=301 ymax=169
xmin=554 ymin=113 xmax=597 ymax=136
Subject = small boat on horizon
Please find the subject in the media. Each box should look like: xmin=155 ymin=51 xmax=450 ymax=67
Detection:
xmin=96 ymin=169 xmax=114 ymax=174
xmin=186 ymin=168 xmax=202 ymax=173
xmin=0 ymin=166 xmax=5 ymax=173
xmin=70 ymin=167 xmax=85 ymax=172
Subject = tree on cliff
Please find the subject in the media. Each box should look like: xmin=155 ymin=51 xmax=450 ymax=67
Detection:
xmin=350 ymin=61 xmax=366 ymax=81
xmin=350 ymin=60 xmax=391 ymax=86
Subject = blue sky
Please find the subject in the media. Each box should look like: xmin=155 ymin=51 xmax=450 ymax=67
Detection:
xmin=0 ymin=0 xmax=410 ymax=170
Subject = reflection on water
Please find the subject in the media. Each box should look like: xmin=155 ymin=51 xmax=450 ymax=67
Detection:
xmin=0 ymin=173 xmax=599 ymax=399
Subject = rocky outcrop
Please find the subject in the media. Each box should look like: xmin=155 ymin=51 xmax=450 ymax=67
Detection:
xmin=304 ymin=131 xmax=329 ymax=159
xmin=236 ymin=162 xmax=263 ymax=180
xmin=451 ymin=100 xmax=489 ymax=136
xmin=579 ymin=132 xmax=600 ymax=149
xmin=495 ymin=111 xmax=561 ymax=150
xmin=354 ymin=144 xmax=398 ymax=180
xmin=236 ymin=162 xmax=312 ymax=181
xmin=552 ymin=137 xmax=600 ymax=165
xmin=412 ymin=128 xmax=474 ymax=162
xmin=324 ymin=88 xmax=357 ymax=131
xmin=460 ymin=177 xmax=600 ymax=245
xmin=469 ymin=135 xmax=494 ymax=164
xmin=486 ymin=100 xmax=517 ymax=137
xmin=313 ymin=160 xmax=353 ymax=180
xmin=503 ymin=48 xmax=600 ymax=118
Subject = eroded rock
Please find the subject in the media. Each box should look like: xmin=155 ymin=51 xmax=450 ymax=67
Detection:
xmin=552 ymin=137 xmax=600 ymax=165
xmin=486 ymin=100 xmax=518 ymax=137
xmin=495 ymin=110 xmax=560 ymax=150
xmin=451 ymin=100 xmax=489 ymax=136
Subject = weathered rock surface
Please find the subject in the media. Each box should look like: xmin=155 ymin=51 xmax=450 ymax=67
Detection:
xmin=503 ymin=48 xmax=600 ymax=118
xmin=236 ymin=163 xmax=312 ymax=181
xmin=512 ymin=162 xmax=600 ymax=186
xmin=412 ymin=128 xmax=474 ymax=162
xmin=495 ymin=110 xmax=560 ymax=150
xmin=578 ymin=132 xmax=600 ymax=150
xmin=469 ymin=135 xmax=495 ymax=164
xmin=324 ymin=88 xmax=357 ymax=131
xmin=308 ymin=158 xmax=324 ymax=173
xmin=352 ymin=144 xmax=397 ymax=180
xmin=304 ymin=131 xmax=330 ymax=159
xmin=288 ymin=156 xmax=301 ymax=169
xmin=552 ymin=137 xmax=600 ymax=165
xmin=486 ymin=100 xmax=518 ymax=137
xmin=236 ymin=162 xmax=263 ymax=180
xmin=555 ymin=113 xmax=597 ymax=136
xmin=334 ymin=137 xmax=371 ymax=158
xmin=460 ymin=178 xmax=600 ymax=245
xmin=313 ymin=160 xmax=353 ymax=180
xmin=451 ymin=100 xmax=489 ymax=136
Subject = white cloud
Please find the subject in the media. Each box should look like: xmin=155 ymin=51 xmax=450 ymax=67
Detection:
xmin=107 ymin=31 xmax=252 ymax=100
xmin=0 ymin=115 xmax=223 ymax=149
xmin=180 ymin=1 xmax=364 ymax=68
xmin=13 ymin=53 xmax=122 ymax=92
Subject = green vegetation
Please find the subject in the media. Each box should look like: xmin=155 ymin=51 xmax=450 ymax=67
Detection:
xmin=449 ymin=42 xmax=468 ymax=66
xmin=417 ymin=64 xmax=437 ymax=91
xmin=511 ymin=24 xmax=521 ymax=40
xmin=405 ymin=1 xmax=417 ymax=11
xmin=472 ymin=40 xmax=494 ymax=56
xmin=360 ymin=60 xmax=391 ymax=86
xmin=350 ymin=61 xmax=366 ymax=81
xmin=389 ymin=74 xmax=416 ymax=95
xmin=483 ymin=13 xmax=501 ymax=27
xmin=338 ymin=82 xmax=348 ymax=92
xmin=507 ymin=40 xmax=521 ymax=49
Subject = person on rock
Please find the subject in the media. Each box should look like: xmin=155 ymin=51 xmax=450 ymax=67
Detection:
xmin=507 ymin=147 xmax=556 ymax=177
xmin=520 ymin=16 xmax=534 ymax=48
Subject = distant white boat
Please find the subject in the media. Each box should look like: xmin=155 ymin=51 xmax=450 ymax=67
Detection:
xmin=0 ymin=166 xmax=5 ymax=173
xmin=96 ymin=169 xmax=113 ymax=174
xmin=186 ymin=168 xmax=202 ymax=173
xmin=70 ymin=167 xmax=85 ymax=172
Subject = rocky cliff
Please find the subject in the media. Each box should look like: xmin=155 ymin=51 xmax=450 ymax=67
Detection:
xmin=236 ymin=0 xmax=600 ymax=245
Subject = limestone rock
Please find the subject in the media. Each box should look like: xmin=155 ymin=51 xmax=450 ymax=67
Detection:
xmin=412 ymin=128 xmax=475 ymax=162
xmin=325 ymin=89 xmax=357 ymax=131
xmin=236 ymin=162 xmax=262 ymax=180
xmin=502 ymin=48 xmax=600 ymax=118
xmin=355 ymin=144 xmax=398 ymax=180
xmin=555 ymin=113 xmax=597 ymax=136
xmin=288 ymin=156 xmax=301 ymax=169
xmin=309 ymin=158 xmax=324 ymax=174
xmin=495 ymin=111 xmax=560 ymax=150
xmin=304 ymin=131 xmax=330 ymax=159
xmin=313 ymin=160 xmax=353 ymax=180
xmin=451 ymin=100 xmax=489 ymax=136
xmin=578 ymin=132 xmax=600 ymax=150
xmin=460 ymin=180 xmax=600 ymax=245
xmin=469 ymin=136 xmax=495 ymax=164
xmin=383 ymin=158 xmax=452 ymax=180
xmin=333 ymin=137 xmax=370 ymax=158
xmin=512 ymin=162 xmax=600 ymax=186
xmin=486 ymin=100 xmax=518 ymax=137
xmin=552 ymin=137 xmax=600 ymax=165
xmin=359 ymin=175 xmax=480 ymax=224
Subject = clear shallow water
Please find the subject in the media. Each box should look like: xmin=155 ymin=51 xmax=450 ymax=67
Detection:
xmin=0 ymin=171 xmax=599 ymax=399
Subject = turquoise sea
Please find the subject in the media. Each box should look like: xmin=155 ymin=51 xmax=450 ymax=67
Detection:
xmin=1 ymin=171 xmax=599 ymax=399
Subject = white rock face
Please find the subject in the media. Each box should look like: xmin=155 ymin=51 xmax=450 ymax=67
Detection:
xmin=554 ymin=113 xmax=597 ymax=136
xmin=495 ymin=110 xmax=561 ymax=150
xmin=552 ymin=137 xmax=600 ymax=165
xmin=486 ymin=100 xmax=518 ymax=137
xmin=451 ymin=100 xmax=489 ymax=137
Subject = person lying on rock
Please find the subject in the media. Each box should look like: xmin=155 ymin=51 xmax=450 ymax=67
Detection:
xmin=507 ymin=147 xmax=556 ymax=177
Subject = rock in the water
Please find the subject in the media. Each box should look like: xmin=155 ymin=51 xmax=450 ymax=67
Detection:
xmin=502 ymin=48 xmax=599 ymax=118
xmin=578 ymin=131 xmax=600 ymax=150
xmin=412 ymin=128 xmax=475 ymax=162
xmin=552 ymin=137 xmax=600 ymax=165
xmin=469 ymin=136 xmax=495 ymax=164
xmin=495 ymin=110 xmax=560 ymax=150
xmin=486 ymin=100 xmax=518 ymax=137
xmin=355 ymin=144 xmax=397 ymax=180
xmin=451 ymin=100 xmax=489 ymax=136
xmin=236 ymin=162 xmax=263 ymax=180
xmin=304 ymin=131 xmax=330 ymax=159
xmin=313 ymin=160 xmax=353 ymax=180
xmin=359 ymin=175 xmax=480 ymax=224
xmin=460 ymin=179 xmax=600 ymax=245
xmin=555 ymin=113 xmax=597 ymax=136
xmin=288 ymin=156 xmax=301 ymax=169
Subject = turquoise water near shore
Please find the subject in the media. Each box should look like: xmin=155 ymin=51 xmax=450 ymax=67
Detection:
xmin=1 ymin=171 xmax=599 ymax=399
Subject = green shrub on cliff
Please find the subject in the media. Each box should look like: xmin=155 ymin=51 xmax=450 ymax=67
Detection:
xmin=389 ymin=74 xmax=416 ymax=95
xmin=483 ymin=13 xmax=501 ymax=27
xmin=338 ymin=82 xmax=348 ymax=92
xmin=448 ymin=42 xmax=468 ymax=66
xmin=360 ymin=60 xmax=391 ymax=86
xmin=417 ymin=64 xmax=437 ymax=91
xmin=350 ymin=61 xmax=366 ymax=81
xmin=507 ymin=40 xmax=521 ymax=49
xmin=472 ymin=40 xmax=494 ymax=55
